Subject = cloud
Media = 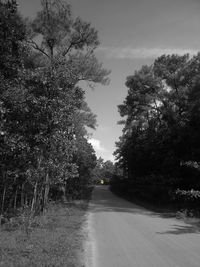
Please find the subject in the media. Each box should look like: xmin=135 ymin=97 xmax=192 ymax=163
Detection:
xmin=88 ymin=138 xmax=115 ymax=162
xmin=108 ymin=154 xmax=115 ymax=162
xmin=98 ymin=125 xmax=110 ymax=133
xmin=98 ymin=46 xmax=198 ymax=59
xmin=88 ymin=138 xmax=107 ymax=153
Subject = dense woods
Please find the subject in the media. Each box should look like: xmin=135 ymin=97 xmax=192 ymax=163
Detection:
xmin=0 ymin=0 xmax=109 ymax=217
xmin=2 ymin=0 xmax=200 ymax=221
xmin=91 ymin=157 xmax=114 ymax=184
xmin=113 ymin=53 xmax=200 ymax=212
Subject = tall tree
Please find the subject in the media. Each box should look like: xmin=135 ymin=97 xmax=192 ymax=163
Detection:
xmin=27 ymin=0 xmax=109 ymax=207
xmin=0 ymin=0 xmax=29 ymax=214
xmin=115 ymin=52 xmax=200 ymax=193
xmin=0 ymin=0 xmax=110 ymax=215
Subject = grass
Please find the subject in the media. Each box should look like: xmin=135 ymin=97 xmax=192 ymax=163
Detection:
xmin=0 ymin=200 xmax=88 ymax=267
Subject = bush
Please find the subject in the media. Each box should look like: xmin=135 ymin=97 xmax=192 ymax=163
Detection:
xmin=174 ymin=189 xmax=200 ymax=210
xmin=111 ymin=174 xmax=175 ymax=204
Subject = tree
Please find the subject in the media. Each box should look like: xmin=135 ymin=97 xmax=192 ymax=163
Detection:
xmin=0 ymin=0 xmax=30 ymax=214
xmin=0 ymin=0 xmax=110 ymax=215
xmin=92 ymin=158 xmax=114 ymax=184
xmin=0 ymin=0 xmax=26 ymax=78
xmin=115 ymin=52 xmax=200 ymax=200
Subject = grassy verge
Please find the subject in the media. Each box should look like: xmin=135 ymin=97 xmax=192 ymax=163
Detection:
xmin=0 ymin=200 xmax=89 ymax=267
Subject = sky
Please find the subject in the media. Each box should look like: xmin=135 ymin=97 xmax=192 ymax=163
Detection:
xmin=18 ymin=0 xmax=200 ymax=162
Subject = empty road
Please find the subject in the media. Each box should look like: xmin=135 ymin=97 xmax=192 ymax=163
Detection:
xmin=85 ymin=185 xmax=200 ymax=267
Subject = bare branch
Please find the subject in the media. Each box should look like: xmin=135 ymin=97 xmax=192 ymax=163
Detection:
xmin=27 ymin=39 xmax=51 ymax=59
xmin=62 ymin=33 xmax=92 ymax=57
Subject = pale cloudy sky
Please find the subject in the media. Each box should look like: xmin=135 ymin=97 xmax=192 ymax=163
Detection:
xmin=18 ymin=0 xmax=200 ymax=162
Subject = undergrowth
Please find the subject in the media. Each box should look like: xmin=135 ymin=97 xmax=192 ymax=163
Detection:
xmin=0 ymin=201 xmax=88 ymax=267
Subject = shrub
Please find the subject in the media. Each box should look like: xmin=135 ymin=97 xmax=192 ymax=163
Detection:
xmin=174 ymin=189 xmax=200 ymax=213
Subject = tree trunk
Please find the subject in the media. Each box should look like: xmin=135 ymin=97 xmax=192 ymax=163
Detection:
xmin=14 ymin=187 xmax=18 ymax=211
xmin=60 ymin=183 xmax=67 ymax=202
xmin=1 ymin=185 xmax=6 ymax=215
xmin=31 ymin=181 xmax=38 ymax=212
xmin=21 ymin=183 xmax=25 ymax=207
xmin=35 ymin=186 xmax=43 ymax=214
xmin=43 ymin=171 xmax=50 ymax=209
xmin=25 ymin=194 xmax=28 ymax=206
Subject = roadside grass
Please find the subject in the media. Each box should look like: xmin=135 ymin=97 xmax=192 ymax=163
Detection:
xmin=0 ymin=201 xmax=88 ymax=267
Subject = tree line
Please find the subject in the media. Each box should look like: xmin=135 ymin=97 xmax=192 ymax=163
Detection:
xmin=92 ymin=157 xmax=114 ymax=184
xmin=0 ymin=0 xmax=109 ymax=217
xmin=114 ymin=53 xmax=200 ymax=211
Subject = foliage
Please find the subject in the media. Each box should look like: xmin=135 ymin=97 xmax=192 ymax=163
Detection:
xmin=0 ymin=0 xmax=109 ymax=216
xmin=174 ymin=189 xmax=200 ymax=214
xmin=0 ymin=0 xmax=26 ymax=78
xmin=0 ymin=201 xmax=88 ymax=267
xmin=114 ymin=53 xmax=200 ymax=210
xmin=92 ymin=158 xmax=114 ymax=184
xmin=175 ymin=189 xmax=200 ymax=200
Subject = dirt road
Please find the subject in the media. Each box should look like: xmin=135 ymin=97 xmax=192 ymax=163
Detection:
xmin=84 ymin=185 xmax=200 ymax=267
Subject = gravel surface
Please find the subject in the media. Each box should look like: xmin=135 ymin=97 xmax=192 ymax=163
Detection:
xmin=85 ymin=185 xmax=200 ymax=267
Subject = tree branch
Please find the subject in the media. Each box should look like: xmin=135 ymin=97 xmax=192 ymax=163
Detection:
xmin=27 ymin=39 xmax=51 ymax=59
xmin=62 ymin=33 xmax=91 ymax=57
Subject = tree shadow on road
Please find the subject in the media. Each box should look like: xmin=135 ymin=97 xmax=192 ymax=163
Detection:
xmin=157 ymin=224 xmax=200 ymax=235
xmin=90 ymin=186 xmax=175 ymax=217
xmin=90 ymin=186 xmax=200 ymax=235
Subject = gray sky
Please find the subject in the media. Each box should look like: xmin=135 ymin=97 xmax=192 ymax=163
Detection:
xmin=18 ymin=0 xmax=200 ymax=161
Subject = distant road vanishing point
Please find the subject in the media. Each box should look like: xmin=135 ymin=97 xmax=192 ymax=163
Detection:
xmin=84 ymin=185 xmax=200 ymax=267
